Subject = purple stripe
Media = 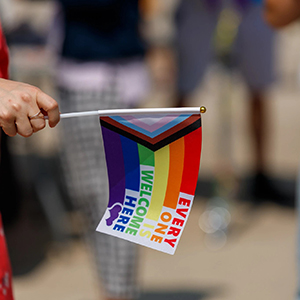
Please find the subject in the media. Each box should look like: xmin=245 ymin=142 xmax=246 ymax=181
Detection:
xmin=101 ymin=126 xmax=126 ymax=208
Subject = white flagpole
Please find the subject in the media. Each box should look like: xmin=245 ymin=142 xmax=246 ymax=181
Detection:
xmin=57 ymin=107 xmax=204 ymax=119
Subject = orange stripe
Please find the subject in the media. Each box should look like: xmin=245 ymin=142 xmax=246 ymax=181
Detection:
xmin=163 ymin=137 xmax=185 ymax=209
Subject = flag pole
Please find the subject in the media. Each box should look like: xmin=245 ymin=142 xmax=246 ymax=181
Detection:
xmin=57 ymin=107 xmax=206 ymax=119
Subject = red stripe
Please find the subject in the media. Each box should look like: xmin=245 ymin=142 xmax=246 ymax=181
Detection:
xmin=180 ymin=127 xmax=202 ymax=195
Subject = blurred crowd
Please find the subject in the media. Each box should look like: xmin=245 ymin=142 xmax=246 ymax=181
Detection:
xmin=1 ymin=0 xmax=300 ymax=300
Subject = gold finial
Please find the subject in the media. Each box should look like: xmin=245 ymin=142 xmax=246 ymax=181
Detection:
xmin=200 ymin=106 xmax=207 ymax=114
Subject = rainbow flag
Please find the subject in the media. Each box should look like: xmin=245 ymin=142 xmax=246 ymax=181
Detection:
xmin=96 ymin=109 xmax=202 ymax=254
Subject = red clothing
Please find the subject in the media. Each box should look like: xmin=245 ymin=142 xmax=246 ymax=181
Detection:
xmin=0 ymin=216 xmax=14 ymax=300
xmin=0 ymin=22 xmax=8 ymax=79
xmin=0 ymin=21 xmax=14 ymax=300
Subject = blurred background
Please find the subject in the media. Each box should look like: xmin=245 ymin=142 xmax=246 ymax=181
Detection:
xmin=1 ymin=0 xmax=300 ymax=299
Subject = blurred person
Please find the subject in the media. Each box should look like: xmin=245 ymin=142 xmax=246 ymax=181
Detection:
xmin=51 ymin=1 xmax=150 ymax=299
xmin=174 ymin=0 xmax=281 ymax=203
xmin=0 ymin=0 xmax=15 ymax=33
xmin=263 ymin=1 xmax=300 ymax=299
xmin=0 ymin=19 xmax=60 ymax=300
xmin=264 ymin=0 xmax=300 ymax=28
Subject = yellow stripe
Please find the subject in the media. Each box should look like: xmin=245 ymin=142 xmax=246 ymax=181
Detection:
xmin=146 ymin=145 xmax=169 ymax=221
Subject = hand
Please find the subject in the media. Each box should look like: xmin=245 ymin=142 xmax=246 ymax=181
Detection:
xmin=0 ymin=78 xmax=60 ymax=137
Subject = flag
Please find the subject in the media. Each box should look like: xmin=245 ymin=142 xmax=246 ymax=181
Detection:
xmin=96 ymin=110 xmax=202 ymax=254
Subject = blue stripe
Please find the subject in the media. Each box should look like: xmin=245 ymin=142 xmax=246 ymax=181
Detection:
xmin=111 ymin=114 xmax=192 ymax=138
xmin=120 ymin=135 xmax=140 ymax=192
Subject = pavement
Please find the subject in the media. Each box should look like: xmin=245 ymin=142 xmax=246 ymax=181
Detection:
xmin=11 ymin=200 xmax=297 ymax=300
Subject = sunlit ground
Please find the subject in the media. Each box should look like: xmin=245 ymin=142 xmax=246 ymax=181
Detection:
xmin=12 ymin=199 xmax=297 ymax=300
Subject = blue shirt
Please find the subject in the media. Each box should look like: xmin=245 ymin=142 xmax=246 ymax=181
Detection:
xmin=59 ymin=0 xmax=145 ymax=61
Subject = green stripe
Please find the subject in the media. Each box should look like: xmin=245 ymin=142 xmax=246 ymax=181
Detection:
xmin=138 ymin=144 xmax=155 ymax=166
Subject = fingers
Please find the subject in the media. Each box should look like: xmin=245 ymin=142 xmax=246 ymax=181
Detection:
xmin=0 ymin=79 xmax=60 ymax=137
xmin=1 ymin=118 xmax=17 ymax=137
xmin=0 ymin=103 xmax=17 ymax=136
xmin=28 ymin=110 xmax=46 ymax=133
xmin=2 ymin=109 xmax=45 ymax=137
xmin=15 ymin=114 xmax=34 ymax=137
xmin=6 ymin=97 xmax=46 ymax=137
xmin=36 ymin=90 xmax=60 ymax=128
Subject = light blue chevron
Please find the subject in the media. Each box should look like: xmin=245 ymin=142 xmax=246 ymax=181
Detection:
xmin=110 ymin=114 xmax=192 ymax=138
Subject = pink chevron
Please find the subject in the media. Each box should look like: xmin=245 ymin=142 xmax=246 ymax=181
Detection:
xmin=121 ymin=115 xmax=178 ymax=133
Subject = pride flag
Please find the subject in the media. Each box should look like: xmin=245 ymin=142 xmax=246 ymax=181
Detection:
xmin=96 ymin=109 xmax=202 ymax=254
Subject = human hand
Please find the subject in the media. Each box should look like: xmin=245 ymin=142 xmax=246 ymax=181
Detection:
xmin=0 ymin=78 xmax=60 ymax=137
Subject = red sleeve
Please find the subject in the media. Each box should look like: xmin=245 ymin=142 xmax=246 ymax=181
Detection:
xmin=0 ymin=21 xmax=13 ymax=300
xmin=0 ymin=22 xmax=9 ymax=79
xmin=0 ymin=215 xmax=14 ymax=300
